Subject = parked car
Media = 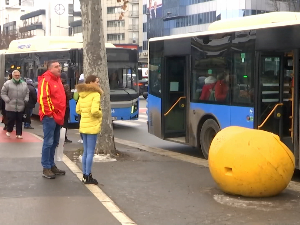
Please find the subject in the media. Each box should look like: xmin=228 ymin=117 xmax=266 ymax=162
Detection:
xmin=139 ymin=78 xmax=148 ymax=98
xmin=142 ymin=91 xmax=148 ymax=99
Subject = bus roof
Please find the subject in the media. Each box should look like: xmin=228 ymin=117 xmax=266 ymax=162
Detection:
xmin=208 ymin=11 xmax=300 ymax=31
xmin=6 ymin=36 xmax=116 ymax=54
xmin=149 ymin=12 xmax=300 ymax=42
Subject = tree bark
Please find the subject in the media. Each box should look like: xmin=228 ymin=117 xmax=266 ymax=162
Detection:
xmin=80 ymin=0 xmax=117 ymax=156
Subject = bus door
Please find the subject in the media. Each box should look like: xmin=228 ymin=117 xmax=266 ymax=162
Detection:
xmin=257 ymin=54 xmax=293 ymax=148
xmin=162 ymin=56 xmax=187 ymax=138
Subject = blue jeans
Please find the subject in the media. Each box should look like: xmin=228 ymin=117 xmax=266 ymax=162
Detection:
xmin=41 ymin=117 xmax=61 ymax=169
xmin=81 ymin=134 xmax=97 ymax=175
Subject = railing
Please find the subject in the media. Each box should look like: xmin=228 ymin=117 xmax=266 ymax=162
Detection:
xmin=258 ymin=103 xmax=283 ymax=129
xmin=129 ymin=11 xmax=139 ymax=17
xmin=131 ymin=0 xmax=139 ymax=3
xmin=164 ymin=97 xmax=186 ymax=116
xmin=128 ymin=38 xmax=138 ymax=44
xmin=128 ymin=24 xmax=139 ymax=30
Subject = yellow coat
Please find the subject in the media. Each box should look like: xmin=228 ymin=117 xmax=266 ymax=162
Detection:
xmin=76 ymin=83 xmax=103 ymax=134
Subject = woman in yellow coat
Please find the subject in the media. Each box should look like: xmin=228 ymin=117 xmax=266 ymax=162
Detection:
xmin=76 ymin=75 xmax=103 ymax=185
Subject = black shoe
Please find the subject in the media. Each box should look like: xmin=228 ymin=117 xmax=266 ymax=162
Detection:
xmin=43 ymin=168 xmax=56 ymax=179
xmin=3 ymin=126 xmax=7 ymax=131
xmin=51 ymin=165 xmax=66 ymax=175
xmin=84 ymin=173 xmax=98 ymax=185
xmin=65 ymin=138 xmax=72 ymax=143
xmin=24 ymin=126 xmax=34 ymax=129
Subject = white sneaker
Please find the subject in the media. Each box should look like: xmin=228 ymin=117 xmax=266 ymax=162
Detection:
xmin=16 ymin=135 xmax=23 ymax=139
xmin=78 ymin=139 xmax=83 ymax=143
xmin=6 ymin=132 xmax=10 ymax=137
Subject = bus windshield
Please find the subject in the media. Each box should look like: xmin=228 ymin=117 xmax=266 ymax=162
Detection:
xmin=108 ymin=62 xmax=137 ymax=92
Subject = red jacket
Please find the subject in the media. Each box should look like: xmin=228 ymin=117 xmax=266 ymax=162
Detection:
xmin=214 ymin=80 xmax=229 ymax=102
xmin=38 ymin=71 xmax=66 ymax=125
xmin=200 ymin=83 xmax=215 ymax=100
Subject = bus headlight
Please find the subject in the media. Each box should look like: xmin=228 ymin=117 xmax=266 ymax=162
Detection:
xmin=131 ymin=101 xmax=139 ymax=113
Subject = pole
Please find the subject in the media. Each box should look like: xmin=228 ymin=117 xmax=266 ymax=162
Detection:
xmin=45 ymin=0 xmax=50 ymax=36
xmin=1 ymin=4 xmax=4 ymax=34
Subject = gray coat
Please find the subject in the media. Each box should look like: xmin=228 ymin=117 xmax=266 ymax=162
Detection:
xmin=1 ymin=79 xmax=29 ymax=112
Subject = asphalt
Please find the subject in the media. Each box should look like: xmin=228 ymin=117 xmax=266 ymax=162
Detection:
xmin=0 ymin=124 xmax=120 ymax=225
xmin=80 ymin=144 xmax=300 ymax=225
xmin=2 ymin=114 xmax=300 ymax=225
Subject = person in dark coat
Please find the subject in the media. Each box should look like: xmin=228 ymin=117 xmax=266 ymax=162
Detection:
xmin=1 ymin=97 xmax=6 ymax=130
xmin=24 ymin=79 xmax=37 ymax=129
xmin=60 ymin=73 xmax=73 ymax=143
xmin=1 ymin=74 xmax=12 ymax=130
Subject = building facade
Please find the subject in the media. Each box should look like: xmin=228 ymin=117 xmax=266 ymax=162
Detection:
xmin=0 ymin=0 xmax=74 ymax=38
xmin=70 ymin=0 xmax=145 ymax=62
xmin=142 ymin=0 xmax=300 ymax=54
xmin=0 ymin=0 xmax=34 ymax=35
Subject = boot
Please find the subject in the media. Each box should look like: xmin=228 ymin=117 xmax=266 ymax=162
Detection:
xmin=84 ymin=173 xmax=98 ymax=185
xmin=51 ymin=165 xmax=66 ymax=175
xmin=82 ymin=174 xmax=87 ymax=183
xmin=43 ymin=168 xmax=56 ymax=179
xmin=65 ymin=138 xmax=72 ymax=143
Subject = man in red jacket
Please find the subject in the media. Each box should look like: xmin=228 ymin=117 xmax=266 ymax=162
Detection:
xmin=38 ymin=60 xmax=66 ymax=179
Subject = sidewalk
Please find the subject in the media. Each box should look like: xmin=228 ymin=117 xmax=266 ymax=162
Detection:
xmin=0 ymin=125 xmax=120 ymax=225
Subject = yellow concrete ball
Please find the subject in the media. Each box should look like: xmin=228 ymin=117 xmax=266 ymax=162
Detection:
xmin=208 ymin=126 xmax=295 ymax=197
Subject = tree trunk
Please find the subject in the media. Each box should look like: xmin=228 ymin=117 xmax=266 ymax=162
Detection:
xmin=270 ymin=0 xmax=280 ymax=11
xmin=80 ymin=0 xmax=117 ymax=156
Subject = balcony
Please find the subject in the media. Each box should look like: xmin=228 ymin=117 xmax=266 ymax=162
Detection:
xmin=129 ymin=11 xmax=139 ymax=17
xmin=128 ymin=38 xmax=138 ymax=44
xmin=19 ymin=22 xmax=43 ymax=33
xmin=128 ymin=24 xmax=139 ymax=31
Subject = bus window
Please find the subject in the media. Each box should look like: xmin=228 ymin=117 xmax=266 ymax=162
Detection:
xmin=214 ymin=72 xmax=230 ymax=103
xmin=231 ymin=52 xmax=254 ymax=105
xmin=149 ymin=41 xmax=163 ymax=97
xmin=191 ymin=56 xmax=229 ymax=103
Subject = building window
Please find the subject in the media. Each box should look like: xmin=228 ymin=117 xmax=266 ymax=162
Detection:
xmin=143 ymin=23 xmax=147 ymax=32
xmin=107 ymin=33 xmax=125 ymax=41
xmin=107 ymin=20 xmax=125 ymax=27
xmin=19 ymin=0 xmax=21 ymax=5
xmin=73 ymin=26 xmax=82 ymax=34
xmin=143 ymin=41 xmax=148 ymax=50
xmin=68 ymin=4 xmax=74 ymax=15
xmin=69 ymin=16 xmax=74 ymax=24
xmin=143 ymin=4 xmax=147 ymax=14
xmin=174 ymin=11 xmax=217 ymax=28
xmin=188 ymin=0 xmax=213 ymax=5
xmin=107 ymin=7 xmax=120 ymax=14
xmin=6 ymin=0 xmax=9 ymax=5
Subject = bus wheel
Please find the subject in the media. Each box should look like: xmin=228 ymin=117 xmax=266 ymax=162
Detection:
xmin=199 ymin=119 xmax=219 ymax=159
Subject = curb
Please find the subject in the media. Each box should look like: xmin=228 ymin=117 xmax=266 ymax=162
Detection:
xmin=114 ymin=138 xmax=208 ymax=167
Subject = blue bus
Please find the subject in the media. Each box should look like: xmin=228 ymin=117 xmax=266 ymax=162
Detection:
xmin=147 ymin=12 xmax=300 ymax=168
xmin=1 ymin=37 xmax=140 ymax=123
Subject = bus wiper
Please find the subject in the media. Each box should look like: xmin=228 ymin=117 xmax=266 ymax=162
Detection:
xmin=122 ymin=87 xmax=133 ymax=100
